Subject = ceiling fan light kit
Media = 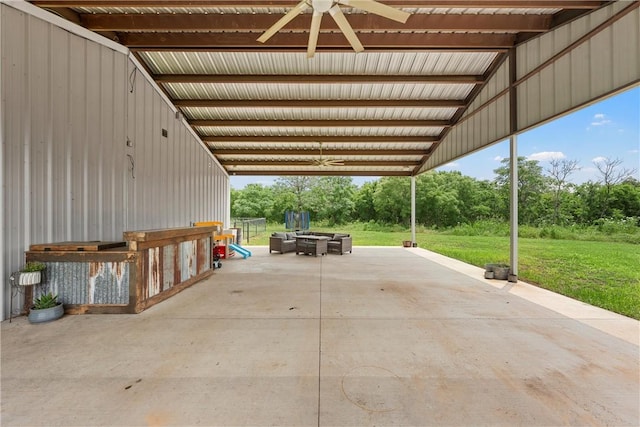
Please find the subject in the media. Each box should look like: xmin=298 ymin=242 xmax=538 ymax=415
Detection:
xmin=257 ymin=0 xmax=411 ymax=58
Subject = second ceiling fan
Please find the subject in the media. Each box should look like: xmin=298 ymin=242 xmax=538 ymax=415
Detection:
xmin=257 ymin=0 xmax=411 ymax=58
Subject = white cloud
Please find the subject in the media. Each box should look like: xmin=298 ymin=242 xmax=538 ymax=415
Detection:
xmin=443 ymin=162 xmax=460 ymax=169
xmin=628 ymin=149 xmax=639 ymax=154
xmin=590 ymin=113 xmax=612 ymax=127
xmin=527 ymin=151 xmax=566 ymax=161
xmin=592 ymin=156 xmax=608 ymax=163
xmin=493 ymin=156 xmax=504 ymax=162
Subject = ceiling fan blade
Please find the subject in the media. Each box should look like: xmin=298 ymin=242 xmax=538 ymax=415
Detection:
xmin=257 ymin=0 xmax=310 ymax=43
xmin=328 ymin=5 xmax=364 ymax=53
xmin=307 ymin=10 xmax=323 ymax=58
xmin=338 ymin=0 xmax=410 ymax=23
xmin=326 ymin=159 xmax=345 ymax=166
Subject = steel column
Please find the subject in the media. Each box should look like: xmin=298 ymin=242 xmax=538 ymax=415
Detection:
xmin=411 ymin=176 xmax=416 ymax=245
xmin=509 ymin=136 xmax=518 ymax=282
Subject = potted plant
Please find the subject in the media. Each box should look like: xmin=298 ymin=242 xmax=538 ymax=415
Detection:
xmin=19 ymin=261 xmax=46 ymax=286
xmin=28 ymin=292 xmax=64 ymax=323
xmin=484 ymin=263 xmax=510 ymax=280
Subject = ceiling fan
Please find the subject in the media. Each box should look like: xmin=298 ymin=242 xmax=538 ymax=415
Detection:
xmin=310 ymin=142 xmax=345 ymax=167
xmin=257 ymin=0 xmax=411 ymax=58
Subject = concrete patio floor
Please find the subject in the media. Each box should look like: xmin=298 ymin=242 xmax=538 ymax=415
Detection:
xmin=2 ymin=246 xmax=638 ymax=426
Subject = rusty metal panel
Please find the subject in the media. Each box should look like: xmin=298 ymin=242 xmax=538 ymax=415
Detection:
xmin=147 ymin=248 xmax=161 ymax=298
xmin=41 ymin=261 xmax=129 ymax=305
xmin=162 ymin=245 xmax=175 ymax=291
xmin=179 ymin=241 xmax=197 ymax=282
xmin=197 ymin=238 xmax=211 ymax=275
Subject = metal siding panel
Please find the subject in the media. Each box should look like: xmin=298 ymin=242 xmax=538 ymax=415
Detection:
xmin=553 ymin=54 xmax=573 ymax=116
xmin=69 ymin=35 xmax=87 ymax=240
xmin=538 ymin=65 xmax=555 ymax=123
xmin=612 ymin=7 xmax=639 ymax=88
xmin=50 ymin=27 xmax=71 ymax=243
xmin=2 ymin=6 xmax=227 ymax=319
xmin=2 ymin=5 xmax=28 ymax=318
xmin=590 ymin=28 xmax=613 ymax=98
xmin=570 ymin=43 xmax=592 ymax=113
xmin=515 ymin=2 xmax=638 ymax=132
xmin=28 ymin=18 xmax=49 ymax=246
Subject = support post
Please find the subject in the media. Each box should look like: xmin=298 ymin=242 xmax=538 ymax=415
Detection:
xmin=411 ymin=176 xmax=416 ymax=246
xmin=509 ymin=136 xmax=518 ymax=282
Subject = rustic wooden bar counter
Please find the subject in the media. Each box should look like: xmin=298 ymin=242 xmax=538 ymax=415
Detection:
xmin=25 ymin=226 xmax=217 ymax=314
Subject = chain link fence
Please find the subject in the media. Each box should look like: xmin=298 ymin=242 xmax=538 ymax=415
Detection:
xmin=231 ymin=218 xmax=267 ymax=244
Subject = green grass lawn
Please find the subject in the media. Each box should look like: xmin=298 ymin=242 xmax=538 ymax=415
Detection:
xmin=245 ymin=223 xmax=640 ymax=320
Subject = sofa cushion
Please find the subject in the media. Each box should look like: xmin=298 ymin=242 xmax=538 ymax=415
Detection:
xmin=273 ymin=232 xmax=287 ymax=239
xmin=286 ymin=232 xmax=297 ymax=240
xmin=333 ymin=233 xmax=348 ymax=240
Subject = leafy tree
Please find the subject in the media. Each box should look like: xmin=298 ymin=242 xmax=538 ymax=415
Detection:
xmin=271 ymin=176 xmax=317 ymax=219
xmin=594 ymin=157 xmax=638 ymax=217
xmin=609 ymin=179 xmax=640 ymax=218
xmin=416 ymin=172 xmax=462 ymax=227
xmin=546 ymin=159 xmax=581 ymax=224
xmin=309 ymin=177 xmax=356 ymax=225
xmin=231 ymin=184 xmax=274 ymax=219
xmin=494 ymin=157 xmax=550 ymax=225
xmin=353 ymin=181 xmax=378 ymax=222
xmin=372 ymin=177 xmax=411 ymax=225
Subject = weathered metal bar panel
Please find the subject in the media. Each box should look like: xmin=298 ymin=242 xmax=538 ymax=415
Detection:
xmin=147 ymin=247 xmax=161 ymax=298
xmin=197 ymin=237 xmax=211 ymax=275
xmin=162 ymin=244 xmax=175 ymax=291
xmin=37 ymin=261 xmax=129 ymax=305
xmin=179 ymin=241 xmax=196 ymax=282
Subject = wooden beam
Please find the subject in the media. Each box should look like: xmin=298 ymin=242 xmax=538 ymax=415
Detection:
xmin=120 ymin=32 xmax=516 ymax=49
xmin=192 ymin=119 xmax=451 ymax=127
xmin=221 ymin=160 xmax=421 ymax=167
xmin=160 ymin=74 xmax=482 ymax=84
xmin=202 ymin=136 xmax=440 ymax=143
xmin=82 ymin=13 xmax=551 ymax=32
xmin=29 ymin=1 xmax=605 ymax=9
xmin=176 ymin=99 xmax=467 ymax=108
xmin=213 ymin=149 xmax=427 ymax=156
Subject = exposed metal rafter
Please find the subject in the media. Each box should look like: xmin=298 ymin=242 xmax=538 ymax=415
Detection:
xmin=27 ymin=0 xmax=606 ymax=177
xmin=121 ymin=32 xmax=517 ymax=50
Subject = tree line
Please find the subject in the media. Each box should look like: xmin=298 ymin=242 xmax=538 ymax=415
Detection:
xmin=231 ymin=157 xmax=640 ymax=228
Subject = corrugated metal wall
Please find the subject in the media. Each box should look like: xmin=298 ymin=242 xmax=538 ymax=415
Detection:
xmin=517 ymin=1 xmax=639 ymax=130
xmin=0 ymin=3 xmax=229 ymax=320
xmin=422 ymin=1 xmax=640 ymax=172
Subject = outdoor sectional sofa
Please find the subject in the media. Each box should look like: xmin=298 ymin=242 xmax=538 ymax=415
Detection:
xmin=269 ymin=231 xmax=352 ymax=255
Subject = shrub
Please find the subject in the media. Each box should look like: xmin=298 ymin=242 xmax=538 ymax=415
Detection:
xmin=21 ymin=261 xmax=46 ymax=272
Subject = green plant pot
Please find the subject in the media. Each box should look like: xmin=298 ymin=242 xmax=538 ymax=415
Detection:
xmin=28 ymin=303 xmax=64 ymax=323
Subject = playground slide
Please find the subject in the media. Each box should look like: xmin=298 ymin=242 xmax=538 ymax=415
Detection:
xmin=229 ymin=243 xmax=252 ymax=259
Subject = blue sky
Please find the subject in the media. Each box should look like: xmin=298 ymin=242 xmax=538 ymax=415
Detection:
xmin=230 ymin=86 xmax=639 ymax=189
